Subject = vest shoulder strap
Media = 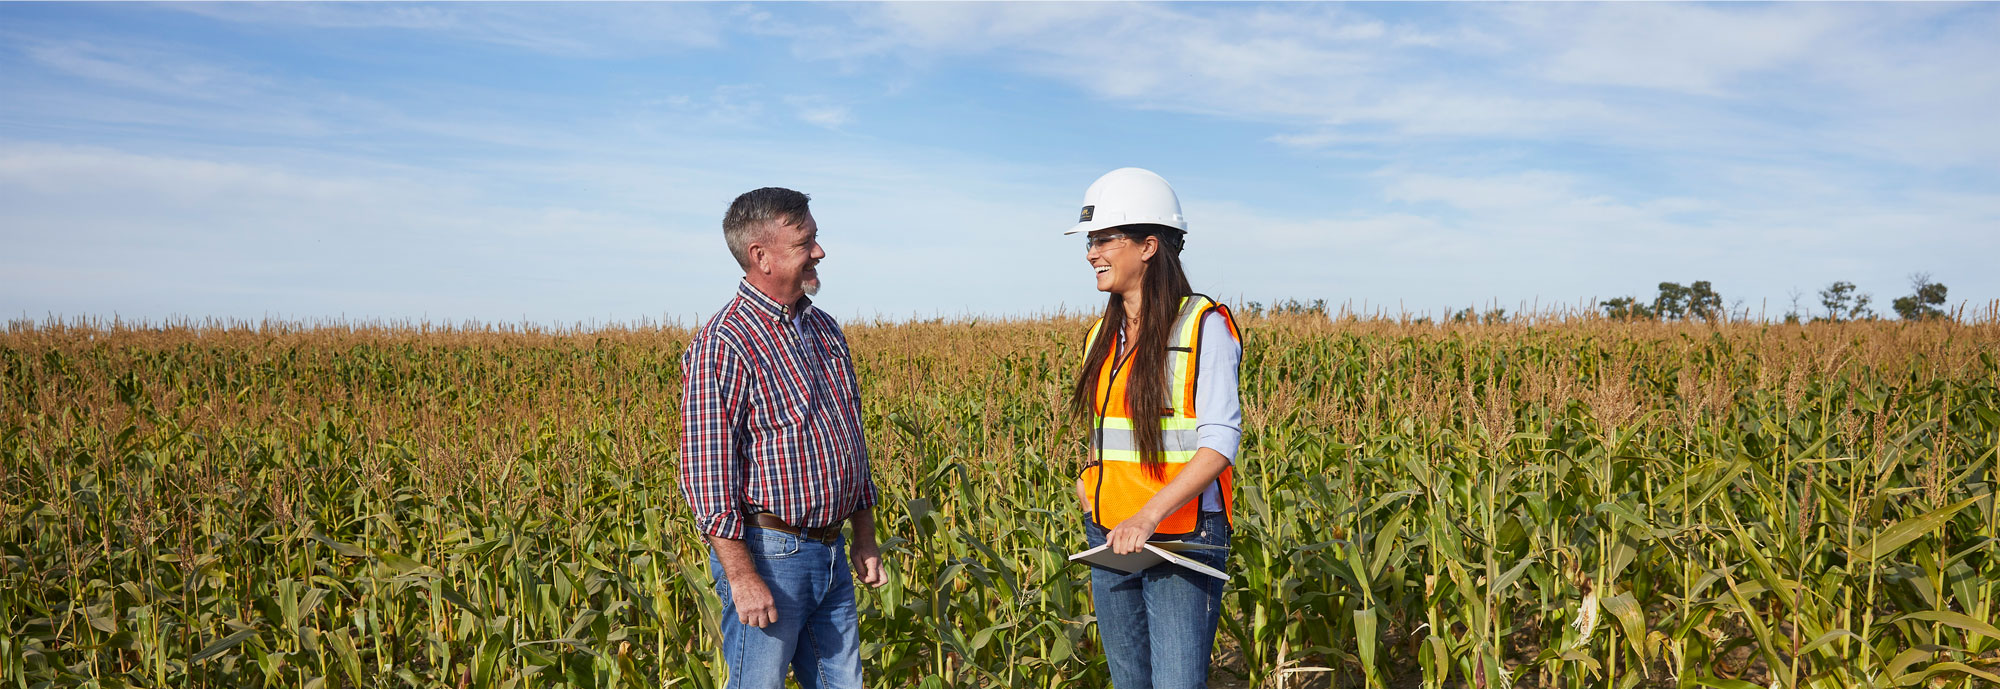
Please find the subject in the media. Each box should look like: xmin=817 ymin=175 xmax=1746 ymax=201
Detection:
xmin=1170 ymin=294 xmax=1219 ymax=349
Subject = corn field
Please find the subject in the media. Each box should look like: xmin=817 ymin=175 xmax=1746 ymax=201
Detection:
xmin=4 ymin=312 xmax=1999 ymax=687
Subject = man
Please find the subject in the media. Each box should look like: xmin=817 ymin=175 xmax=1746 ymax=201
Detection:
xmin=678 ymin=187 xmax=887 ymax=688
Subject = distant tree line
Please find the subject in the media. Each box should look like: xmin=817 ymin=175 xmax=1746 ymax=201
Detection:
xmin=1602 ymin=281 xmax=1726 ymax=321
xmin=1238 ymin=273 xmax=1954 ymax=324
xmin=1602 ymin=273 xmax=1950 ymax=323
xmin=1240 ymin=298 xmax=1327 ymax=318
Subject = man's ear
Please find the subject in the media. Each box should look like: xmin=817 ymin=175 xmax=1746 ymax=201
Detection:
xmin=746 ymin=242 xmax=767 ymax=274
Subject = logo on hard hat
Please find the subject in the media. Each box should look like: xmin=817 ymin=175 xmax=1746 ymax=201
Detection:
xmin=1079 ymin=205 xmax=1094 ymax=222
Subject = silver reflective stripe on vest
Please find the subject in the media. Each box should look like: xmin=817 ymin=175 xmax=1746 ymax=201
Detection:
xmin=1091 ymin=426 xmax=1204 ymax=453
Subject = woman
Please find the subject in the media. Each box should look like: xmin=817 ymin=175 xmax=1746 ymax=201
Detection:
xmin=1066 ymin=168 xmax=1243 ymax=688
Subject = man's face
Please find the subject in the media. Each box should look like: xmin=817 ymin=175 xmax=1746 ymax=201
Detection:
xmin=764 ymin=211 xmax=825 ymax=298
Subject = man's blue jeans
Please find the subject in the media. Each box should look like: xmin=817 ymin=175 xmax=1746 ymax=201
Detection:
xmin=708 ymin=526 xmax=862 ymax=688
xmin=1084 ymin=511 xmax=1231 ymax=689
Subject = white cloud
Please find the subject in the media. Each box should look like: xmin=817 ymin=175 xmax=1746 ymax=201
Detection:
xmin=1381 ymin=170 xmax=1591 ymax=212
xmin=787 ymin=97 xmax=853 ymax=130
xmin=1520 ymin=3 xmax=1849 ymax=95
xmin=16 ymin=34 xmax=274 ymax=102
xmin=774 ymin=3 xmax=1999 ymax=172
xmin=0 ymin=133 xmax=1102 ymax=325
xmin=0 ymin=142 xmax=726 ymax=324
xmin=1177 ymin=163 xmax=2000 ymax=317
xmin=654 ymin=86 xmax=771 ymax=128
xmin=4 ymin=3 xmax=1996 ymax=324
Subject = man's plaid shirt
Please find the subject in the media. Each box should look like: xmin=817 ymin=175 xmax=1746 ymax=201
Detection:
xmin=678 ymin=279 xmax=877 ymax=540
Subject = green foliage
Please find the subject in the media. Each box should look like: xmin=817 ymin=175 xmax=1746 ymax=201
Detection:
xmin=1244 ymin=298 xmax=1327 ymax=319
xmin=1894 ymin=273 xmax=1949 ymax=321
xmin=1653 ymin=281 xmax=1723 ymax=321
xmin=3 ymin=317 xmax=1999 ymax=688
xmin=1604 ymin=281 xmax=1721 ymax=321
xmin=1602 ymin=296 xmax=1654 ymax=321
xmin=1819 ymin=280 xmax=1876 ymax=322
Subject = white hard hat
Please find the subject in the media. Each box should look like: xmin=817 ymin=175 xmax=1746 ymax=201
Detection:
xmin=1065 ymin=167 xmax=1187 ymax=235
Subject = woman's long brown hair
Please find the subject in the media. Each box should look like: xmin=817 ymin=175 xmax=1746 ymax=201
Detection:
xmin=1071 ymin=226 xmax=1193 ymax=479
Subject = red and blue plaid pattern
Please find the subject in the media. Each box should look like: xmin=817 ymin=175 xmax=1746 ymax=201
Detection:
xmin=679 ymin=280 xmax=876 ymax=540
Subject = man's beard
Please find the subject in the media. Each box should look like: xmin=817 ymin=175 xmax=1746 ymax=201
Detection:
xmin=802 ymin=274 xmax=821 ymax=296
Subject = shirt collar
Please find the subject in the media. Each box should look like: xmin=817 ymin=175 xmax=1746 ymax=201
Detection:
xmin=737 ymin=278 xmax=812 ymax=324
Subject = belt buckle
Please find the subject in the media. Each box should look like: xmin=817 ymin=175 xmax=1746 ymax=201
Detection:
xmin=809 ymin=521 xmax=844 ymax=543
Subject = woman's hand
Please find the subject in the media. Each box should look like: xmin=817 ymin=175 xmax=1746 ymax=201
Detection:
xmin=1075 ymin=474 xmax=1089 ymax=507
xmin=1106 ymin=512 xmax=1161 ymax=555
xmin=1104 ymin=451 xmax=1230 ymax=554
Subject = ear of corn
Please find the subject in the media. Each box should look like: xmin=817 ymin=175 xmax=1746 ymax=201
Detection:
xmin=2 ymin=313 xmax=1997 ymax=687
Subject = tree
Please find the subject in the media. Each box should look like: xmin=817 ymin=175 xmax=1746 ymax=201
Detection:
xmin=1243 ymin=299 xmax=1327 ymax=318
xmin=1818 ymin=281 xmax=1874 ymax=322
xmin=1892 ymin=272 xmax=1948 ymax=320
xmin=1684 ymin=281 xmax=1723 ymax=321
xmin=1602 ymin=296 xmax=1654 ymax=320
xmin=1653 ymin=282 xmax=1691 ymax=320
xmin=1627 ymin=281 xmax=1722 ymax=321
xmin=1271 ymin=298 xmax=1326 ymax=317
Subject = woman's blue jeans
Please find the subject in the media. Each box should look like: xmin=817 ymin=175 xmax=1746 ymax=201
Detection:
xmin=1084 ymin=510 xmax=1231 ymax=689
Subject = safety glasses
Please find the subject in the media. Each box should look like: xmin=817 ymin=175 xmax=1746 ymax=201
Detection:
xmin=1083 ymin=232 xmax=1139 ymax=253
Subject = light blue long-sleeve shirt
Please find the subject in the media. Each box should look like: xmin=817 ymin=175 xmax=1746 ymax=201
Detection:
xmin=1192 ymin=311 xmax=1242 ymax=511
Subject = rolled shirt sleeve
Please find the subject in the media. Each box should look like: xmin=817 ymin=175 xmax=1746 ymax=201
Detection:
xmin=1194 ymin=310 xmax=1243 ymax=462
xmin=858 ymin=463 xmax=879 ymax=510
xmin=678 ymin=336 xmax=751 ymax=540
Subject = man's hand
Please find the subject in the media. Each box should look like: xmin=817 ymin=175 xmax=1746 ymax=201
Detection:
xmin=709 ymin=535 xmax=778 ymax=628
xmin=728 ymin=572 xmax=779 ymax=628
xmin=1106 ymin=512 xmax=1161 ymax=555
xmin=848 ymin=507 xmax=887 ymax=588
xmin=851 ymin=538 xmax=886 ymax=587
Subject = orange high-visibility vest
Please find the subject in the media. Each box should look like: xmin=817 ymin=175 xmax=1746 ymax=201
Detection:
xmin=1081 ymin=294 xmax=1240 ymax=533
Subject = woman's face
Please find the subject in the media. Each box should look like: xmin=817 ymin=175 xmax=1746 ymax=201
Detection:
xmin=1084 ymin=229 xmax=1154 ymax=295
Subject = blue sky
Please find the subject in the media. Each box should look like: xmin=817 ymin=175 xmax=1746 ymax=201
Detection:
xmin=3 ymin=2 xmax=1996 ymax=325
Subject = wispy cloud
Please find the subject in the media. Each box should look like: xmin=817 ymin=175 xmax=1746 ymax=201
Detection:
xmin=0 ymin=142 xmax=726 ymax=323
xmin=1521 ymin=3 xmax=1850 ymax=95
xmin=15 ymin=33 xmax=273 ymax=101
xmin=787 ymin=96 xmax=852 ymax=130
xmin=1178 ymin=159 xmax=2000 ymax=317
xmin=2 ymin=3 xmax=1994 ymax=323
xmin=167 ymin=3 xmax=726 ymax=57
xmin=782 ymin=3 xmax=1999 ymax=172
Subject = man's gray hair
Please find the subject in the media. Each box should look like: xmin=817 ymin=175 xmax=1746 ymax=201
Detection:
xmin=723 ymin=187 xmax=812 ymax=269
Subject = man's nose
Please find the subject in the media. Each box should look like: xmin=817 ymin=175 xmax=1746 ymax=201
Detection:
xmin=811 ymin=242 xmax=826 ymax=260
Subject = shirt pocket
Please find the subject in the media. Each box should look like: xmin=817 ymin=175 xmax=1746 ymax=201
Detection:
xmin=815 ymin=332 xmax=860 ymax=399
xmin=749 ymin=347 xmax=814 ymax=429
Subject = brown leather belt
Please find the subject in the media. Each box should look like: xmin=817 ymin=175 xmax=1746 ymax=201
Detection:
xmin=753 ymin=513 xmax=843 ymax=543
